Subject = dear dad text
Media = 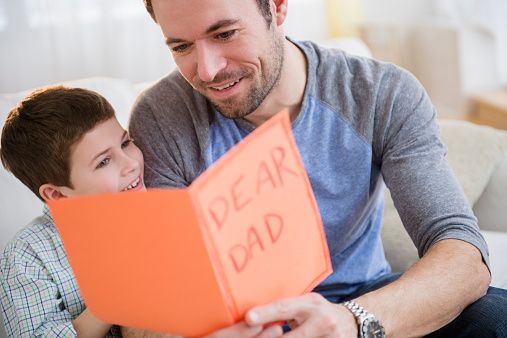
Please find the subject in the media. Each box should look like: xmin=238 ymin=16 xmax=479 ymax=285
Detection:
xmin=206 ymin=145 xmax=299 ymax=274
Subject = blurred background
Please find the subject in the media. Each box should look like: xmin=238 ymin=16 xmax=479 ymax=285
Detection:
xmin=1 ymin=0 xmax=507 ymax=128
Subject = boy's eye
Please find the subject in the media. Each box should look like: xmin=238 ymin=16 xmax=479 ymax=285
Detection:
xmin=96 ymin=158 xmax=110 ymax=169
xmin=121 ymin=138 xmax=133 ymax=149
xmin=216 ymin=30 xmax=237 ymax=40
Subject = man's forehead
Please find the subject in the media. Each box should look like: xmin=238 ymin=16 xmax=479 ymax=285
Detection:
xmin=153 ymin=0 xmax=259 ymax=33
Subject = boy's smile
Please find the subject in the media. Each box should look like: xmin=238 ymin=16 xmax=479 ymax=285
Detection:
xmin=122 ymin=176 xmax=142 ymax=192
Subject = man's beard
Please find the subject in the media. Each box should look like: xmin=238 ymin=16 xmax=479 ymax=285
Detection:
xmin=197 ymin=32 xmax=285 ymax=120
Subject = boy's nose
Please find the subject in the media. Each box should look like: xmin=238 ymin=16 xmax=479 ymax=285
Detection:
xmin=195 ymin=41 xmax=227 ymax=83
xmin=121 ymin=154 xmax=140 ymax=176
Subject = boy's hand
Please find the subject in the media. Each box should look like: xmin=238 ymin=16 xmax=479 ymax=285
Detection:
xmin=71 ymin=308 xmax=113 ymax=338
xmin=121 ymin=326 xmax=178 ymax=338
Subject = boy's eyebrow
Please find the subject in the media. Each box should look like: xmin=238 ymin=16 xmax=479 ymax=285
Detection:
xmin=91 ymin=148 xmax=111 ymax=166
xmin=165 ymin=19 xmax=239 ymax=45
xmin=90 ymin=131 xmax=128 ymax=166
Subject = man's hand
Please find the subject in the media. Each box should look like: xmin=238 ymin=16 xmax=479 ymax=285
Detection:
xmin=197 ymin=320 xmax=282 ymax=338
xmin=245 ymin=293 xmax=358 ymax=338
xmin=122 ymin=321 xmax=283 ymax=338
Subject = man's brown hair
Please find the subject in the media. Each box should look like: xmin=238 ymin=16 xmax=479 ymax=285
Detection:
xmin=143 ymin=0 xmax=273 ymax=26
xmin=0 ymin=86 xmax=115 ymax=201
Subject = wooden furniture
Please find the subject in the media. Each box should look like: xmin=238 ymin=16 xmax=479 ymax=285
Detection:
xmin=470 ymin=89 xmax=507 ymax=130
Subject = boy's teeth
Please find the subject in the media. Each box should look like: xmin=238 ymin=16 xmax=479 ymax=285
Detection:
xmin=124 ymin=177 xmax=140 ymax=191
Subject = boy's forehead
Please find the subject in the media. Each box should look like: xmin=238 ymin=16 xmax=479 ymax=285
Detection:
xmin=69 ymin=117 xmax=123 ymax=163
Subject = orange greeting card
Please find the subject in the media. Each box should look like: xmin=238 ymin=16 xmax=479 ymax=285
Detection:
xmin=49 ymin=110 xmax=332 ymax=337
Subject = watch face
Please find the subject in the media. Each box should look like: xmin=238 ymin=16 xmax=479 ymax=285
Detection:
xmin=361 ymin=317 xmax=385 ymax=338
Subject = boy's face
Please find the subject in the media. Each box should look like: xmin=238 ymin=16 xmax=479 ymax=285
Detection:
xmin=59 ymin=117 xmax=146 ymax=197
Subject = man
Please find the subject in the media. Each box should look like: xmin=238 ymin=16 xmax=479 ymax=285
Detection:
xmin=127 ymin=0 xmax=507 ymax=337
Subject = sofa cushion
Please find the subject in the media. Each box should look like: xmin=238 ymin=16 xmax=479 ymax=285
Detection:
xmin=439 ymin=120 xmax=507 ymax=206
xmin=0 ymin=77 xmax=136 ymax=133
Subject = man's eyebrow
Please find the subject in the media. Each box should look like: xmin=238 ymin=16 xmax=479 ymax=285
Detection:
xmin=205 ymin=19 xmax=239 ymax=34
xmin=165 ymin=19 xmax=239 ymax=45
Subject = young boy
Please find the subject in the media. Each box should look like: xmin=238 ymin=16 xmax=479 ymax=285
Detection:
xmin=0 ymin=86 xmax=146 ymax=337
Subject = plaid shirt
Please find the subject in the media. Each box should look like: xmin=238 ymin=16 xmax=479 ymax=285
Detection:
xmin=0 ymin=207 xmax=121 ymax=337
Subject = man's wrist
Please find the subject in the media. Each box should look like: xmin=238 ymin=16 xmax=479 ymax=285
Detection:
xmin=341 ymin=300 xmax=386 ymax=338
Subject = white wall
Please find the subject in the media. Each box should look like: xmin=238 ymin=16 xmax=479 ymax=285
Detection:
xmin=360 ymin=0 xmax=507 ymax=116
xmin=0 ymin=0 xmax=176 ymax=93
xmin=285 ymin=0 xmax=329 ymax=42
xmin=0 ymin=0 xmax=328 ymax=94
xmin=362 ymin=0 xmax=432 ymax=25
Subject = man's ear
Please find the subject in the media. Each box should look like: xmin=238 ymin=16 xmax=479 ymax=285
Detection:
xmin=272 ymin=0 xmax=288 ymax=26
xmin=39 ymin=184 xmax=68 ymax=202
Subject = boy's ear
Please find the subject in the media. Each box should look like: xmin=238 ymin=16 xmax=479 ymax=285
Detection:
xmin=272 ymin=0 xmax=288 ymax=26
xmin=39 ymin=184 xmax=67 ymax=202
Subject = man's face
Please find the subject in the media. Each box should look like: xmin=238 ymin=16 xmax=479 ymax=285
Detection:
xmin=153 ymin=0 xmax=285 ymax=119
xmin=61 ymin=117 xmax=146 ymax=197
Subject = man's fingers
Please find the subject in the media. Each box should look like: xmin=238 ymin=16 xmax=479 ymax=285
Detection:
xmin=246 ymin=293 xmax=323 ymax=326
xmin=254 ymin=324 xmax=284 ymax=338
xmin=282 ymin=317 xmax=329 ymax=338
xmin=287 ymin=319 xmax=299 ymax=329
xmin=247 ymin=299 xmax=298 ymax=325
xmin=197 ymin=321 xmax=263 ymax=338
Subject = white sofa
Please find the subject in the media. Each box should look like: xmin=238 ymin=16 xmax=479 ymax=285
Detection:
xmin=1 ymin=61 xmax=507 ymax=338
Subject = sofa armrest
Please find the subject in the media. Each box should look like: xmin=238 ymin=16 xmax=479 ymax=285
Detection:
xmin=473 ymin=153 xmax=507 ymax=233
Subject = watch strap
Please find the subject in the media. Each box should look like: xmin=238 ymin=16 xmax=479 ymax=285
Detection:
xmin=342 ymin=300 xmax=370 ymax=320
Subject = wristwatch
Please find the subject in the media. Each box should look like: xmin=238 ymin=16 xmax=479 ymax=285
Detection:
xmin=341 ymin=300 xmax=386 ymax=338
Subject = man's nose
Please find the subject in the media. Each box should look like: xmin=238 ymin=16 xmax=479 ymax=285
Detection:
xmin=195 ymin=40 xmax=227 ymax=83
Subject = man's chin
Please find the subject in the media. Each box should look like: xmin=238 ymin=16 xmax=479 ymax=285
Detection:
xmin=211 ymin=102 xmax=251 ymax=120
xmin=217 ymin=108 xmax=250 ymax=120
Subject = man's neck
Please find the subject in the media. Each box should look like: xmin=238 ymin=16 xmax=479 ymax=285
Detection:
xmin=243 ymin=39 xmax=308 ymax=127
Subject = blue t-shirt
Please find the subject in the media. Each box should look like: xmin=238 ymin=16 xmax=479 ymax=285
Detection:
xmin=203 ymin=101 xmax=390 ymax=294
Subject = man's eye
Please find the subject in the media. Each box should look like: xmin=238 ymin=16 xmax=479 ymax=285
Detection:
xmin=121 ymin=138 xmax=133 ymax=149
xmin=216 ymin=30 xmax=236 ymax=40
xmin=171 ymin=44 xmax=190 ymax=54
xmin=96 ymin=158 xmax=110 ymax=169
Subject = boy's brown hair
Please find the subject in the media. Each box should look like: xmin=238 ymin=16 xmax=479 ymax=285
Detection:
xmin=0 ymin=86 xmax=115 ymax=201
